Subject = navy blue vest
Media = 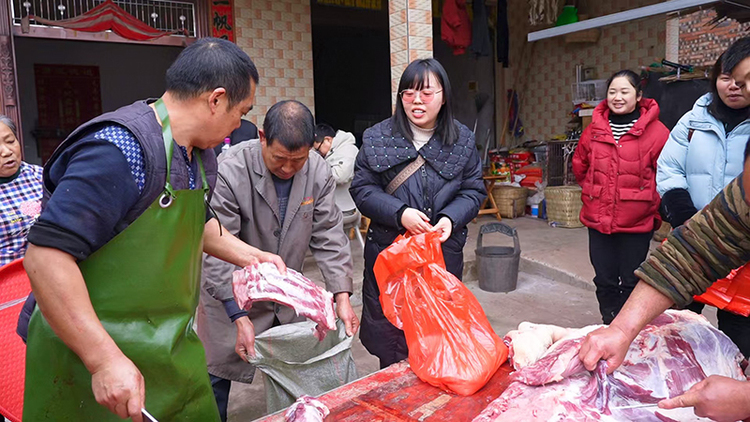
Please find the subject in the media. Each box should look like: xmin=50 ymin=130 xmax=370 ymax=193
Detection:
xmin=42 ymin=99 xmax=218 ymax=232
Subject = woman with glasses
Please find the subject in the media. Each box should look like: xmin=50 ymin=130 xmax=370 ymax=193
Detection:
xmin=350 ymin=58 xmax=486 ymax=368
xmin=572 ymin=70 xmax=669 ymax=324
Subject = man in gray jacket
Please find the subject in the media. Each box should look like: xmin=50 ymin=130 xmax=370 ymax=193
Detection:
xmin=196 ymin=101 xmax=359 ymax=421
xmin=313 ymin=123 xmax=358 ymax=185
xmin=314 ymin=123 xmax=359 ymax=217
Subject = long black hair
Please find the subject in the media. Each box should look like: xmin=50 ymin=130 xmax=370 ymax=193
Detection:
xmin=393 ymin=58 xmax=459 ymax=145
xmin=707 ymin=50 xmax=750 ymax=122
xmin=605 ymin=69 xmax=643 ymax=96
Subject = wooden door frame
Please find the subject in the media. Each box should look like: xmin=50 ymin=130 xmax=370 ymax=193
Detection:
xmin=0 ymin=0 xmax=22 ymax=153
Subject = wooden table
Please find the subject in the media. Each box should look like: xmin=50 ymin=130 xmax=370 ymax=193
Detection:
xmin=255 ymin=361 xmax=514 ymax=421
xmin=475 ymin=175 xmax=504 ymax=221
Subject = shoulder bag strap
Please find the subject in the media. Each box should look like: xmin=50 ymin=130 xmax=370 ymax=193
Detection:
xmin=385 ymin=155 xmax=425 ymax=195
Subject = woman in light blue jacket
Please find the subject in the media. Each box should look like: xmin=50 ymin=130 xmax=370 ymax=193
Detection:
xmin=658 ymin=52 xmax=750 ymax=217
xmin=657 ymin=40 xmax=750 ymax=357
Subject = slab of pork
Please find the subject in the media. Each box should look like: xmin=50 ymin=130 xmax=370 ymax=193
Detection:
xmin=284 ymin=395 xmax=329 ymax=422
xmin=476 ymin=310 xmax=746 ymax=421
xmin=232 ymin=262 xmax=336 ymax=341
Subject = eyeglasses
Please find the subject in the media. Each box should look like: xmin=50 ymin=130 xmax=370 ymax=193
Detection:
xmin=399 ymin=89 xmax=443 ymax=104
xmin=313 ymin=137 xmax=330 ymax=156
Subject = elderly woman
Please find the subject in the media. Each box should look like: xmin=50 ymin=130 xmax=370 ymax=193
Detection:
xmin=0 ymin=115 xmax=42 ymax=267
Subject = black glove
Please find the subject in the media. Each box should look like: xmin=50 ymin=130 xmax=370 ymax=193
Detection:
xmin=660 ymin=188 xmax=698 ymax=228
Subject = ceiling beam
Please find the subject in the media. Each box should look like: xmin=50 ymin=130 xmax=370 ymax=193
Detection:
xmin=527 ymin=0 xmax=720 ymax=42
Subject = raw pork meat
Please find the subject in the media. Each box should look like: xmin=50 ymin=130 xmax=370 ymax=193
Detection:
xmin=504 ymin=322 xmax=593 ymax=371
xmin=284 ymin=395 xmax=329 ymax=422
xmin=232 ymin=263 xmax=336 ymax=340
xmin=475 ymin=310 xmax=747 ymax=421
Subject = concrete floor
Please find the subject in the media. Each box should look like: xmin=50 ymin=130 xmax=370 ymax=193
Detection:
xmin=226 ymin=215 xmax=718 ymax=421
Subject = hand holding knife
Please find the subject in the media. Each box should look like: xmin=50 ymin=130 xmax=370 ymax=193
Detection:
xmin=141 ymin=408 xmax=159 ymax=422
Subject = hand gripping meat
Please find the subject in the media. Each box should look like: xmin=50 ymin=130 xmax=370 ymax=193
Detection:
xmin=232 ymin=262 xmax=337 ymax=340
xmin=476 ymin=310 xmax=746 ymax=421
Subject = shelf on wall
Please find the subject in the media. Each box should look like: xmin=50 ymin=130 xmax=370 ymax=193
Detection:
xmin=527 ymin=0 xmax=719 ymax=42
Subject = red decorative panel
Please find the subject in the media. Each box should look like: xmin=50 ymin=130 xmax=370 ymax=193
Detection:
xmin=211 ymin=0 xmax=235 ymax=42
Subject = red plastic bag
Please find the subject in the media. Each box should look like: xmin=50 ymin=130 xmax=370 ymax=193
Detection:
xmin=374 ymin=232 xmax=508 ymax=395
xmin=694 ymin=264 xmax=750 ymax=317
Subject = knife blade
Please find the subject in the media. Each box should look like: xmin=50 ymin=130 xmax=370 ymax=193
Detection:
xmin=141 ymin=408 xmax=159 ymax=422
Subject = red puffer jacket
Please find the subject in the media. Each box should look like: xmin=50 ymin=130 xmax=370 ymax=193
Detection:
xmin=572 ymin=98 xmax=669 ymax=234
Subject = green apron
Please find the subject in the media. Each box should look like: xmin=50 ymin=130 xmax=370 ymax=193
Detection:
xmin=23 ymin=99 xmax=220 ymax=421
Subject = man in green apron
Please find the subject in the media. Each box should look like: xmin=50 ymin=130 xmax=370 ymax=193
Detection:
xmin=21 ymin=38 xmax=283 ymax=421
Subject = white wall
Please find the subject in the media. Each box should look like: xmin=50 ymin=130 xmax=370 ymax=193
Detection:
xmin=14 ymin=37 xmax=182 ymax=164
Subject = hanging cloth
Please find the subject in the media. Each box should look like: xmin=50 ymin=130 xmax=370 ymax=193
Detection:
xmin=497 ymin=0 xmax=510 ymax=67
xmin=470 ymin=0 xmax=492 ymax=57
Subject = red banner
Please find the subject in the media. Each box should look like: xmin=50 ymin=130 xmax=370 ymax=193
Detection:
xmin=22 ymin=0 xmax=183 ymax=41
xmin=211 ymin=0 xmax=235 ymax=42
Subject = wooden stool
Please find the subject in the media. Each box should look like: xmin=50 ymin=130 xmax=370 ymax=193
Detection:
xmin=360 ymin=216 xmax=370 ymax=237
xmin=475 ymin=175 xmax=503 ymax=222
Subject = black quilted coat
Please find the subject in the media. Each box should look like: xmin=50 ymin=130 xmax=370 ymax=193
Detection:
xmin=350 ymin=117 xmax=486 ymax=368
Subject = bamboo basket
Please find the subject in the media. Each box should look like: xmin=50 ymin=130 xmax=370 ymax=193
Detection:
xmin=545 ymin=186 xmax=583 ymax=228
xmin=492 ymin=186 xmax=528 ymax=218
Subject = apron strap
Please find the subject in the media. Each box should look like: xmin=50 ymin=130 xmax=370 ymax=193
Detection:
xmin=195 ymin=153 xmax=209 ymax=194
xmin=154 ymin=98 xmax=176 ymax=199
xmin=153 ymin=98 xmax=210 ymax=197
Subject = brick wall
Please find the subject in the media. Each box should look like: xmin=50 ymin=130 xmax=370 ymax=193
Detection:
xmin=389 ymin=0 xmax=433 ymax=108
xmin=505 ymin=0 xmax=665 ymax=142
xmin=679 ymin=9 xmax=750 ymax=67
xmin=234 ymin=0 xmax=314 ymax=126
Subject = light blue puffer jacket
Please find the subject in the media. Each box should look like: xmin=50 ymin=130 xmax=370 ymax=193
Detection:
xmin=657 ymin=93 xmax=750 ymax=210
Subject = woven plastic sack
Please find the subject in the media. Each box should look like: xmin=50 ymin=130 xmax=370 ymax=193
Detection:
xmin=374 ymin=232 xmax=508 ymax=396
xmin=250 ymin=319 xmax=357 ymax=414
xmin=694 ymin=264 xmax=750 ymax=317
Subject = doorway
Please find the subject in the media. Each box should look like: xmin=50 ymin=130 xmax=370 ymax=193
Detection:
xmin=15 ymin=37 xmax=182 ymax=164
xmin=310 ymin=1 xmax=391 ymax=145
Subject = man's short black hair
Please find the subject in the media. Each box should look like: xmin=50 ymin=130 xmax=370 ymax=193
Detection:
xmin=165 ymin=37 xmax=259 ymax=107
xmin=314 ymin=123 xmax=336 ymax=144
xmin=264 ymin=101 xmax=315 ymax=151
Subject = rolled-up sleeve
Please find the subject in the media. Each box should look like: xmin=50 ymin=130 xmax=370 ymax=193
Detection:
xmin=635 ymin=174 xmax=750 ymax=307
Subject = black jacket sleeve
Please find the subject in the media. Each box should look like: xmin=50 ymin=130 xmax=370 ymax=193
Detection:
xmin=660 ymin=188 xmax=698 ymax=228
xmin=349 ymin=148 xmax=409 ymax=229
xmin=436 ymin=144 xmax=487 ymax=229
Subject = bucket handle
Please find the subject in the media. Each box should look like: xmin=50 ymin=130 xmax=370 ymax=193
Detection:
xmin=477 ymin=222 xmax=520 ymax=252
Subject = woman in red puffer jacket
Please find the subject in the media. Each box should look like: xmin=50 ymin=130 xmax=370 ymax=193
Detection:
xmin=572 ymin=69 xmax=669 ymax=324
